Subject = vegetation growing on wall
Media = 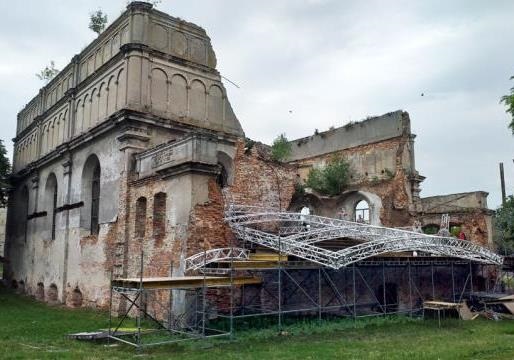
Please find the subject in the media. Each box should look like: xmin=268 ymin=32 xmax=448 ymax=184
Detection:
xmin=495 ymin=195 xmax=514 ymax=254
xmin=501 ymin=76 xmax=514 ymax=134
xmin=89 ymin=9 xmax=108 ymax=35
xmin=305 ymin=156 xmax=351 ymax=196
xmin=35 ymin=61 xmax=59 ymax=83
xmin=270 ymin=134 xmax=292 ymax=162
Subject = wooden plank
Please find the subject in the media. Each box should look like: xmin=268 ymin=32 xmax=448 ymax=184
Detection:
xmin=458 ymin=303 xmax=475 ymax=320
xmin=424 ymin=301 xmax=462 ymax=309
xmin=112 ymin=276 xmax=261 ymax=289
xmin=504 ymin=302 xmax=514 ymax=315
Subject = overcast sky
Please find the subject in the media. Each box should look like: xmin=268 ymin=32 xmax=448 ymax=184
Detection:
xmin=1 ymin=0 xmax=513 ymax=208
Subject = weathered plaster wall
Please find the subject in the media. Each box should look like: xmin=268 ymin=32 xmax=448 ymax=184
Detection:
xmin=13 ymin=2 xmax=242 ymax=174
xmin=289 ymin=118 xmax=420 ymax=227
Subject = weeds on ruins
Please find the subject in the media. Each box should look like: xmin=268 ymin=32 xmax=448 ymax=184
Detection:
xmin=495 ymin=196 xmax=514 ymax=255
xmin=501 ymin=76 xmax=514 ymax=134
xmin=270 ymin=133 xmax=292 ymax=162
xmin=35 ymin=61 xmax=59 ymax=83
xmin=88 ymin=9 xmax=108 ymax=35
xmin=305 ymin=156 xmax=351 ymax=196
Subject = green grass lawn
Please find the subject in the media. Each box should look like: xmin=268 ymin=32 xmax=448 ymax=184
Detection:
xmin=1 ymin=288 xmax=514 ymax=359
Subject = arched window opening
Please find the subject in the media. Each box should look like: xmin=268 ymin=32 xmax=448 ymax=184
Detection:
xmin=91 ymin=164 xmax=101 ymax=235
xmin=48 ymin=283 xmax=58 ymax=303
xmin=216 ymin=151 xmax=234 ymax=187
xmin=355 ymin=200 xmax=370 ymax=223
xmin=81 ymin=154 xmax=101 ymax=235
xmin=422 ymin=224 xmax=440 ymax=235
xmin=153 ymin=192 xmax=167 ymax=242
xmin=216 ymin=163 xmax=228 ymax=188
xmin=36 ymin=282 xmax=45 ymax=301
xmin=19 ymin=186 xmax=29 ymax=243
xmin=70 ymin=288 xmax=83 ymax=307
xmin=52 ymin=184 xmax=58 ymax=239
xmin=46 ymin=173 xmax=58 ymax=240
xmin=135 ymin=197 xmax=147 ymax=238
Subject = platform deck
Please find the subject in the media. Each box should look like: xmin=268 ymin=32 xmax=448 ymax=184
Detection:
xmin=112 ymin=276 xmax=261 ymax=290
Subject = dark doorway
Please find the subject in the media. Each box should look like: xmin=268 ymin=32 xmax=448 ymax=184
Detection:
xmin=377 ymin=282 xmax=399 ymax=313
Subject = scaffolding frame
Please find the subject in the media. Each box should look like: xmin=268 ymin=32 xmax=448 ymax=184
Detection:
xmin=107 ymin=204 xmax=505 ymax=350
xmin=108 ymin=249 xmax=238 ymax=350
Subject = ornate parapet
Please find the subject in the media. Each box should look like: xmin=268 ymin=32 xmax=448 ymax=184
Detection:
xmin=135 ymin=134 xmax=228 ymax=179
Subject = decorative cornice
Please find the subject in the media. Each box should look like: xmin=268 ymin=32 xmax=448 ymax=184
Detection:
xmin=157 ymin=162 xmax=220 ymax=179
xmin=11 ymin=108 xmax=241 ymax=181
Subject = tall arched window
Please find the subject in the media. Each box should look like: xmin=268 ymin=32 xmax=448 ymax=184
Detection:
xmin=91 ymin=164 xmax=101 ymax=235
xmin=19 ymin=186 xmax=29 ymax=243
xmin=81 ymin=154 xmax=101 ymax=235
xmin=355 ymin=200 xmax=370 ymax=223
xmin=45 ymin=173 xmax=58 ymax=240
xmin=216 ymin=163 xmax=228 ymax=188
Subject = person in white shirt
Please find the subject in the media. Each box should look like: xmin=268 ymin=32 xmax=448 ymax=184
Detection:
xmin=300 ymin=206 xmax=311 ymax=230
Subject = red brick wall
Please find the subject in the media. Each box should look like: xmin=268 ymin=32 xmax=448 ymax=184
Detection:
xmin=230 ymin=140 xmax=297 ymax=210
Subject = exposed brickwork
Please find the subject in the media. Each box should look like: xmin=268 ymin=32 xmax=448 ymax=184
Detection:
xmin=187 ymin=178 xmax=229 ymax=257
xmin=290 ymin=136 xmax=416 ymax=227
xmin=153 ymin=193 xmax=167 ymax=246
xmin=421 ymin=210 xmax=491 ymax=246
xmin=230 ymin=140 xmax=297 ymax=210
xmin=135 ymin=197 xmax=148 ymax=238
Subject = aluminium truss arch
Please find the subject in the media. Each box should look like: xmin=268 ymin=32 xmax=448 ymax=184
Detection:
xmin=186 ymin=247 xmax=249 ymax=272
xmin=224 ymin=204 xmax=502 ymax=269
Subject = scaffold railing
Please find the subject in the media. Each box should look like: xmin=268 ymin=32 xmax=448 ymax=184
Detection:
xmin=224 ymin=204 xmax=503 ymax=268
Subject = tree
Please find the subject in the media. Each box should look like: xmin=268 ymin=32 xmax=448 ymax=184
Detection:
xmin=305 ymin=156 xmax=351 ymax=196
xmin=270 ymin=133 xmax=292 ymax=162
xmin=500 ymin=76 xmax=514 ymax=134
xmin=35 ymin=61 xmax=59 ymax=83
xmin=89 ymin=9 xmax=108 ymax=35
xmin=0 ymin=140 xmax=11 ymax=207
xmin=494 ymin=195 xmax=514 ymax=255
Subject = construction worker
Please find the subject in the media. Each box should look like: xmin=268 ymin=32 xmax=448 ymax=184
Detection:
xmin=300 ymin=206 xmax=311 ymax=230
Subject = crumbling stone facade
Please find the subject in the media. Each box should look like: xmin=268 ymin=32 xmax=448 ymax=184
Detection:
xmin=3 ymin=2 xmax=494 ymax=312
xmin=286 ymin=111 xmax=493 ymax=245
xmin=5 ymin=2 xmax=244 ymax=309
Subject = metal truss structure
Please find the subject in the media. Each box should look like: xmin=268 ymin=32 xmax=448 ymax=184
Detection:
xmin=186 ymin=247 xmax=249 ymax=272
xmin=225 ymin=204 xmax=503 ymax=268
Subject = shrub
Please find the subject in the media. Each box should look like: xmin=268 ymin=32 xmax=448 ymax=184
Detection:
xmin=270 ymin=134 xmax=292 ymax=162
xmin=495 ymin=195 xmax=514 ymax=254
xmin=305 ymin=156 xmax=351 ymax=196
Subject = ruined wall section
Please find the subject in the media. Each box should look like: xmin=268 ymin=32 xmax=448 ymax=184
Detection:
xmin=229 ymin=141 xmax=297 ymax=210
xmin=291 ymin=136 xmax=416 ymax=227
xmin=421 ymin=192 xmax=494 ymax=247
xmin=182 ymin=140 xmax=297 ymax=260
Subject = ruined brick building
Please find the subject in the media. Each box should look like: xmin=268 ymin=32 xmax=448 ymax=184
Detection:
xmin=4 ymin=2 xmax=495 ymax=309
